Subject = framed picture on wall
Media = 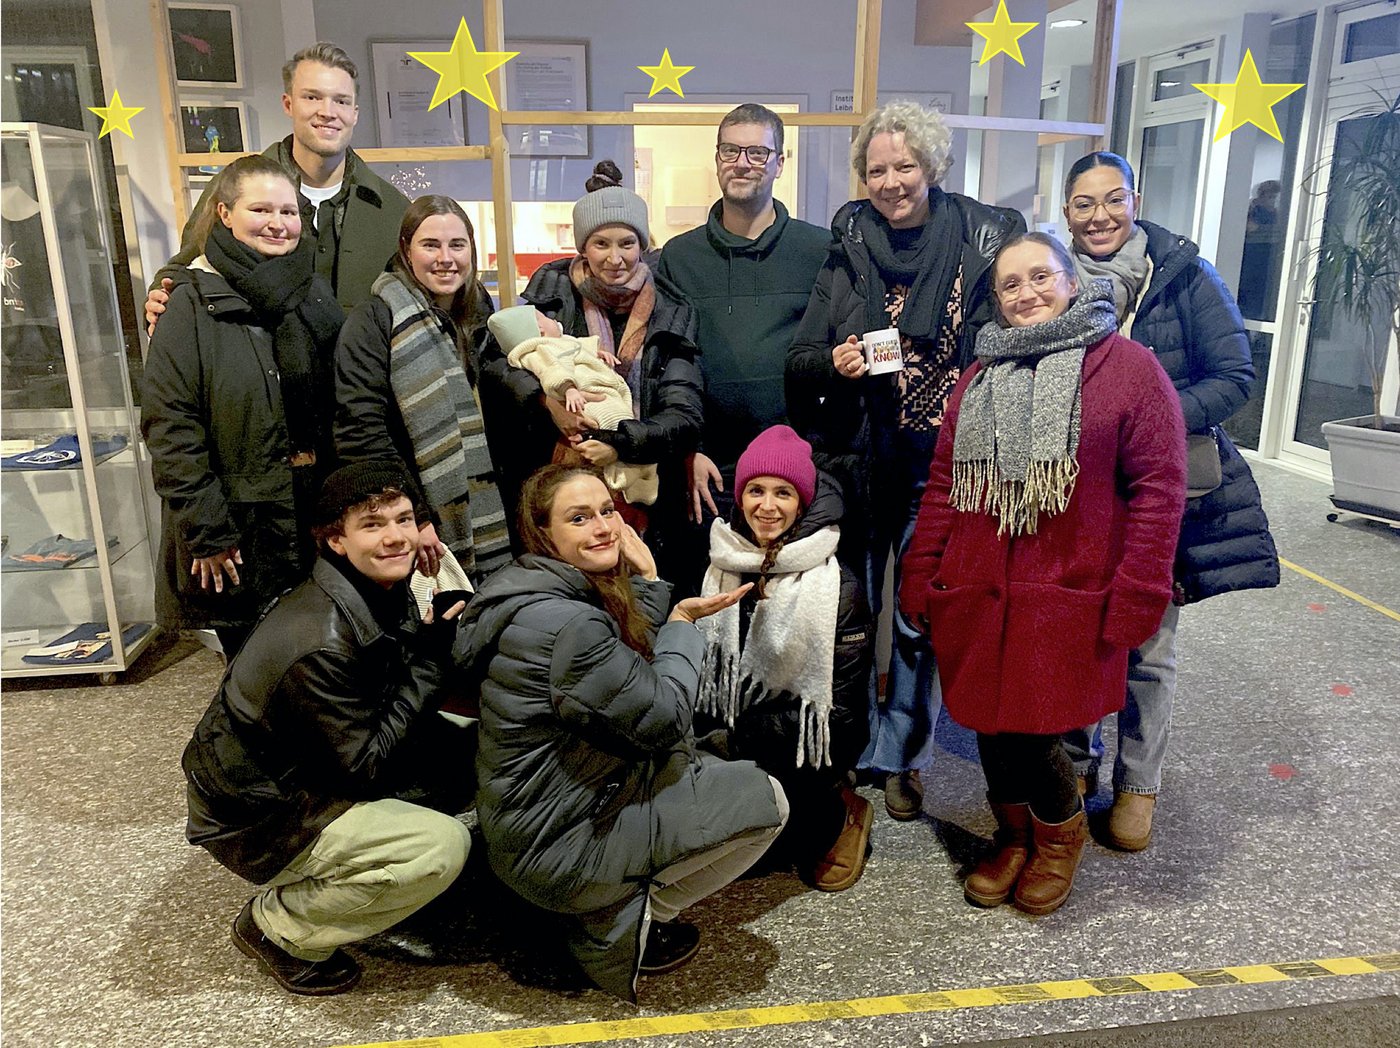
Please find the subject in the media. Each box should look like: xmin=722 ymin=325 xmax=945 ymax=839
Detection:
xmin=179 ymin=101 xmax=247 ymax=172
xmin=168 ymin=4 xmax=243 ymax=89
xmin=504 ymin=40 xmax=590 ymax=158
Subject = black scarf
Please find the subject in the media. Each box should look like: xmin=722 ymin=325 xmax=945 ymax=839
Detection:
xmin=856 ymin=186 xmax=962 ymax=341
xmin=206 ymin=222 xmax=327 ymax=456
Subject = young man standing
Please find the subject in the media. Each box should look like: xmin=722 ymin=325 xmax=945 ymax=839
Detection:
xmin=147 ymin=42 xmax=408 ymax=326
xmin=182 ymin=461 xmax=471 ymax=995
xmin=657 ymin=104 xmax=829 ymax=583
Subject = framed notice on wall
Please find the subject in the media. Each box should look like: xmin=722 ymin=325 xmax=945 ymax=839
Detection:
xmin=504 ymin=40 xmax=590 ymax=158
xmin=370 ymin=40 xmax=469 ymax=147
xmin=831 ymin=90 xmax=953 ymax=114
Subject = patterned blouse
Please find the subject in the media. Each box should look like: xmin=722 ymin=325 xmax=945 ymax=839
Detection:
xmin=884 ymin=266 xmax=964 ymax=435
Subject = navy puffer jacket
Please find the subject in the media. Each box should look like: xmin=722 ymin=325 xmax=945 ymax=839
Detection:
xmin=1130 ymin=221 xmax=1279 ymax=603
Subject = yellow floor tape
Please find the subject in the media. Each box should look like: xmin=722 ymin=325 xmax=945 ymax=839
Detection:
xmin=334 ymin=952 xmax=1400 ymax=1048
xmin=1280 ymin=557 xmax=1400 ymax=623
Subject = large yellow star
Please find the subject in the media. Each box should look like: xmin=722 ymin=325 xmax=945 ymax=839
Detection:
xmin=408 ymin=19 xmax=517 ymax=112
xmin=87 ymin=89 xmax=144 ymax=140
xmin=1193 ymin=50 xmax=1303 ymax=142
xmin=637 ymin=49 xmax=694 ymax=98
xmin=967 ymin=0 xmax=1039 ymax=67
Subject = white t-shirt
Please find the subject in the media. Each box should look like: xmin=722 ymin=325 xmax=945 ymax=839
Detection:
xmin=300 ymin=181 xmax=342 ymax=230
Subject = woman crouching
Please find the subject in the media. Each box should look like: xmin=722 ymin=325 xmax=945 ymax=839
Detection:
xmin=457 ymin=465 xmax=787 ymax=999
xmin=697 ymin=425 xmax=874 ymax=891
xmin=899 ymin=233 xmax=1186 ymax=914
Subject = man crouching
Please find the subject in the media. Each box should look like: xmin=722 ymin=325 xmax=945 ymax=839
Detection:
xmin=182 ymin=461 xmax=472 ymax=995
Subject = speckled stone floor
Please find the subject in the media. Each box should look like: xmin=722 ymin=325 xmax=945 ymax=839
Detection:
xmin=2 ymin=460 xmax=1397 ymax=1048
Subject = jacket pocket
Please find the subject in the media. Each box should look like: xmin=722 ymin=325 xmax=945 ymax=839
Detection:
xmin=1001 ymin=582 xmax=1111 ymax=701
xmin=925 ymin=582 xmax=1005 ymax=701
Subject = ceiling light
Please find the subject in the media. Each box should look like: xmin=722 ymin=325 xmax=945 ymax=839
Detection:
xmin=1159 ymin=80 xmax=1181 ymax=87
xmin=1050 ymin=18 xmax=1086 ymax=29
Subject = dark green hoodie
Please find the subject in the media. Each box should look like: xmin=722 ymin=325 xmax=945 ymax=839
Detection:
xmin=658 ymin=199 xmax=829 ymax=470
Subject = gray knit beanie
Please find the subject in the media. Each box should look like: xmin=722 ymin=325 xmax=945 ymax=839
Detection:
xmin=573 ymin=184 xmax=650 ymax=251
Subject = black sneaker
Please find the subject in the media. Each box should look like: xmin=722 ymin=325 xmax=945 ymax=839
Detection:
xmin=639 ymin=920 xmax=700 ymax=975
xmin=231 ymin=900 xmax=362 ymax=996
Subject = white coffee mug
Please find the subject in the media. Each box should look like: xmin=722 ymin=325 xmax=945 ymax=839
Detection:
xmin=861 ymin=327 xmax=904 ymax=375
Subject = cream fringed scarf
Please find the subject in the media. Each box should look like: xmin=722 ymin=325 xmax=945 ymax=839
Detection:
xmin=951 ymin=279 xmax=1118 ymax=536
xmin=697 ymin=520 xmax=841 ymax=769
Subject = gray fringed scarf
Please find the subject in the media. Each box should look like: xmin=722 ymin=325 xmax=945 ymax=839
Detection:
xmin=698 ymin=520 xmax=841 ymax=769
xmin=374 ymin=271 xmax=509 ymax=579
xmin=1071 ymin=223 xmax=1150 ymax=323
xmin=952 ymin=278 xmax=1118 ymax=536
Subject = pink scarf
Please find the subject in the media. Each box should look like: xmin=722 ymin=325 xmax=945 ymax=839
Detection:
xmin=568 ymin=255 xmax=655 ymax=390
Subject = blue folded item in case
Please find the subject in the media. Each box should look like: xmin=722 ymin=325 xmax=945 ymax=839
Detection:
xmin=1 ymin=533 xmax=118 ymax=571
xmin=21 ymin=622 xmax=153 ymax=666
xmin=0 ymin=433 xmax=128 ymax=471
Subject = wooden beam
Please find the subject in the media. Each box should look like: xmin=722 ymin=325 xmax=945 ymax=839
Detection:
xmin=498 ymin=111 xmax=866 ymax=127
xmin=483 ymin=0 xmax=516 ymax=303
xmin=1088 ymin=0 xmax=1123 ymax=152
xmin=175 ymin=146 xmax=492 ymax=167
xmin=149 ymin=0 xmax=187 ymax=228
xmin=850 ymin=0 xmax=884 ymax=199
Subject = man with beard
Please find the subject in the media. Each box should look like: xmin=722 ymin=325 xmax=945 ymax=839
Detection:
xmin=146 ymin=42 xmax=408 ymax=326
xmin=657 ymin=104 xmax=829 ymax=592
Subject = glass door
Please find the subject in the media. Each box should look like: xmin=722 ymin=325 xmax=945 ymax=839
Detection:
xmin=1133 ymin=43 xmax=1215 ymax=243
xmin=1278 ymin=4 xmax=1400 ymax=466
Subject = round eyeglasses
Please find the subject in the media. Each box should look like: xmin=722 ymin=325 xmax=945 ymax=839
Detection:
xmin=996 ymin=269 xmax=1067 ymax=300
xmin=1067 ymin=195 xmax=1132 ymax=220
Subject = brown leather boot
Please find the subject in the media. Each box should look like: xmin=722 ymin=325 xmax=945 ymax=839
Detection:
xmin=1014 ymin=808 xmax=1088 ymax=916
xmin=964 ymin=800 xmax=1031 ymax=907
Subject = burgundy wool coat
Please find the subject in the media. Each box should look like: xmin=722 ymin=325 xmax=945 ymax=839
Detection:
xmin=899 ymin=332 xmax=1187 ymax=735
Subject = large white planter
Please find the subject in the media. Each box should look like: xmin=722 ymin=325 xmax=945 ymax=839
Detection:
xmin=1322 ymin=414 xmax=1400 ymax=517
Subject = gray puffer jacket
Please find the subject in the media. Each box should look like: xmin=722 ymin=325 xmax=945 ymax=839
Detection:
xmin=456 ymin=555 xmax=782 ymax=1000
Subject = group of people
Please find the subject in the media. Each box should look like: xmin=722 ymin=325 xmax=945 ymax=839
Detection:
xmin=150 ymin=42 xmax=1278 ymax=1002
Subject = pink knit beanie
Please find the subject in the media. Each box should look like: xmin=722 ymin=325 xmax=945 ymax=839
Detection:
xmin=734 ymin=425 xmax=817 ymax=507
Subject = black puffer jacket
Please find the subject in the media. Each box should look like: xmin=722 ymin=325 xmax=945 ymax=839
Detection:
xmin=457 ymin=556 xmax=782 ymax=1000
xmin=182 ymin=558 xmax=464 ymax=884
xmin=478 ymin=259 xmax=704 ymax=532
xmin=141 ymin=264 xmax=342 ymax=629
xmin=785 ymin=191 xmax=1025 ymax=505
xmin=706 ymin=472 xmax=872 ymax=775
xmin=1130 ymin=221 xmax=1279 ymax=602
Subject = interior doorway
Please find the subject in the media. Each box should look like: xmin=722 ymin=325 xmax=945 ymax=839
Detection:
xmin=632 ymin=101 xmax=801 ymax=249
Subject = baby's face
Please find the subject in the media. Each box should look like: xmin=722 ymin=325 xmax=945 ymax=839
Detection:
xmin=535 ymin=310 xmax=563 ymax=339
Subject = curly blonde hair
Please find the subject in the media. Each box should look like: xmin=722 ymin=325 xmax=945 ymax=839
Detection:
xmin=851 ymin=100 xmax=953 ymax=186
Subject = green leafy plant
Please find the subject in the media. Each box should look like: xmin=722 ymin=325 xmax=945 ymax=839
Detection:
xmin=1310 ymin=86 xmax=1400 ymax=428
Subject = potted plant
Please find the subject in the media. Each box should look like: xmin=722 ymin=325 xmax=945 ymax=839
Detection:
xmin=1310 ymin=87 xmax=1400 ymax=517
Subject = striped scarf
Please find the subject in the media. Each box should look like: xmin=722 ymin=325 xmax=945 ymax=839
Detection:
xmin=374 ymin=271 xmax=510 ymax=580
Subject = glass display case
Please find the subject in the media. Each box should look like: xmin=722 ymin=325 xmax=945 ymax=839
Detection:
xmin=1 ymin=122 xmax=156 ymax=681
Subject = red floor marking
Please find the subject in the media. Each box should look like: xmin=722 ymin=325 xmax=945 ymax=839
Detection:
xmin=1307 ymin=603 xmax=1327 ymax=612
xmin=1331 ymin=684 xmax=1354 ymax=697
xmin=1269 ymin=763 xmax=1298 ymax=780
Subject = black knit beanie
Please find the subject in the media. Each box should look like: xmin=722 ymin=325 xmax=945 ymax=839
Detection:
xmin=315 ymin=460 xmax=410 ymax=529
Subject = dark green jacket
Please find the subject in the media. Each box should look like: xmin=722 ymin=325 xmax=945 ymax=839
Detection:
xmin=156 ymin=137 xmax=409 ymax=310
xmin=658 ymin=200 xmax=829 ymax=470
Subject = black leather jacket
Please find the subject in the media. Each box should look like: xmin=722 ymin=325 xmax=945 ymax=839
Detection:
xmin=182 ymin=558 xmax=463 ymax=883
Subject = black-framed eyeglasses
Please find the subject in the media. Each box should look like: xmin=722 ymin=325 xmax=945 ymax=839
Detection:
xmin=996 ymin=269 xmax=1067 ymax=300
xmin=717 ymin=143 xmax=775 ymax=164
xmin=1067 ymin=194 xmax=1132 ymax=220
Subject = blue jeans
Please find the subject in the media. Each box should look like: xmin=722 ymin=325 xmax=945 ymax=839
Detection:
xmin=1063 ymin=604 xmax=1180 ymax=795
xmin=857 ymin=477 xmax=942 ymax=774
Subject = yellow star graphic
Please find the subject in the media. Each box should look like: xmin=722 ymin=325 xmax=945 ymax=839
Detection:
xmin=1193 ymin=50 xmax=1303 ymax=142
xmin=638 ymin=49 xmax=694 ymax=98
xmin=87 ymin=89 xmax=144 ymax=140
xmin=967 ymin=0 xmax=1039 ymax=67
xmin=408 ymin=19 xmax=518 ymax=112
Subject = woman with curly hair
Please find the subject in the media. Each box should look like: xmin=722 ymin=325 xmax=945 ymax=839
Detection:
xmin=786 ymin=101 xmax=1026 ymax=820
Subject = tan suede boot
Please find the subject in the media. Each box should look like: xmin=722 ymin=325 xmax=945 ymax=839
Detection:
xmin=1107 ymin=792 xmax=1156 ymax=851
xmin=963 ymin=800 xmax=1032 ymax=907
xmin=812 ymin=787 xmax=874 ymax=892
xmin=1013 ymin=808 xmax=1088 ymax=915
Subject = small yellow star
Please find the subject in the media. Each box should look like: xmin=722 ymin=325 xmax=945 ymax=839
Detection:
xmin=967 ymin=0 xmax=1039 ymax=67
xmin=408 ymin=19 xmax=518 ymax=111
xmin=637 ymin=49 xmax=694 ymax=98
xmin=1193 ymin=50 xmax=1303 ymax=142
xmin=87 ymin=89 xmax=144 ymax=140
